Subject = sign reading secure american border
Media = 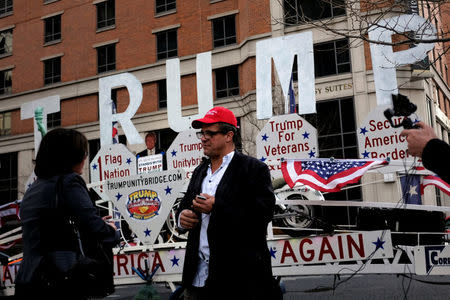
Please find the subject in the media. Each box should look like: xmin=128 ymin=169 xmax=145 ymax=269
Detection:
xmin=104 ymin=169 xmax=185 ymax=245
xmin=357 ymin=105 xmax=412 ymax=161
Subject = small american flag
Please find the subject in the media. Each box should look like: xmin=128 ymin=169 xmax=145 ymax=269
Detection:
xmin=421 ymin=175 xmax=450 ymax=196
xmin=0 ymin=202 xmax=20 ymax=228
xmin=112 ymin=100 xmax=119 ymax=144
xmin=281 ymin=159 xmax=387 ymax=192
xmin=288 ymin=73 xmax=296 ymax=114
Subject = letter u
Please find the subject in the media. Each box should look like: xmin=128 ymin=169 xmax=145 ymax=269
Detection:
xmin=166 ymin=52 xmax=214 ymax=132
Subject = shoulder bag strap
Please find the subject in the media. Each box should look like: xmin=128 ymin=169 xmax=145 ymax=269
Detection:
xmin=55 ymin=175 xmax=86 ymax=257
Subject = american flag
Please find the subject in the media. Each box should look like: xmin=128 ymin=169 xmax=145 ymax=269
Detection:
xmin=400 ymin=175 xmax=421 ymax=204
xmin=421 ymin=175 xmax=450 ymax=196
xmin=0 ymin=202 xmax=20 ymax=228
xmin=112 ymin=100 xmax=119 ymax=144
xmin=281 ymin=159 xmax=387 ymax=192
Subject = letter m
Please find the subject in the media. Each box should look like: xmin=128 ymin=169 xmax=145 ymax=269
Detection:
xmin=256 ymin=32 xmax=315 ymax=119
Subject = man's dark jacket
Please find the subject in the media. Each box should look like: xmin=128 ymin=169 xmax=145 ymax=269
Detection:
xmin=422 ymin=139 xmax=450 ymax=184
xmin=176 ymin=151 xmax=276 ymax=299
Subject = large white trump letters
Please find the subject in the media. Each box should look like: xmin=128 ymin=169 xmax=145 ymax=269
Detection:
xmin=166 ymin=51 xmax=213 ymax=132
xmin=369 ymin=14 xmax=436 ymax=105
xmin=99 ymin=73 xmax=144 ymax=146
xmin=256 ymin=32 xmax=315 ymax=119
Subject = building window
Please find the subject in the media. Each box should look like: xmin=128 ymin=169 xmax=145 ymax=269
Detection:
xmin=0 ymin=0 xmax=13 ymax=17
xmin=304 ymin=98 xmax=357 ymax=159
xmin=156 ymin=29 xmax=177 ymax=60
xmin=0 ymin=69 xmax=11 ymax=95
xmin=97 ymin=0 xmax=115 ymax=29
xmin=43 ymin=57 xmax=61 ymax=85
xmin=155 ymin=0 xmax=176 ymax=14
xmin=212 ymin=15 xmax=236 ymax=48
xmin=157 ymin=80 xmax=167 ymax=109
xmin=284 ymin=0 xmax=345 ymax=25
xmin=435 ymin=187 xmax=441 ymax=206
xmin=445 ymin=65 xmax=448 ymax=83
xmin=291 ymin=39 xmax=351 ymax=80
xmin=47 ymin=111 xmax=61 ymax=129
xmin=426 ymin=96 xmax=433 ymax=126
xmin=303 ymin=97 xmax=360 ymax=201
xmin=97 ymin=44 xmax=116 ymax=73
xmin=0 ymin=152 xmax=17 ymax=205
xmin=44 ymin=15 xmax=61 ymax=43
xmin=0 ymin=111 xmax=11 ymax=135
xmin=111 ymin=88 xmax=117 ymax=109
xmin=0 ymin=28 xmax=12 ymax=56
xmin=215 ymin=65 xmax=239 ymax=99
xmin=314 ymin=39 xmax=350 ymax=78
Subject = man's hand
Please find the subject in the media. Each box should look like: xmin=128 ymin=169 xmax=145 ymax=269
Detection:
xmin=192 ymin=194 xmax=215 ymax=214
xmin=400 ymin=121 xmax=437 ymax=157
xmin=180 ymin=209 xmax=199 ymax=229
xmin=102 ymin=215 xmax=117 ymax=230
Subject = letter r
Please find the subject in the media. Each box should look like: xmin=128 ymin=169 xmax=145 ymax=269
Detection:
xmin=99 ymin=73 xmax=144 ymax=146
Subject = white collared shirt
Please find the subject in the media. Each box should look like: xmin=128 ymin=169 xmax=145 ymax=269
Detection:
xmin=147 ymin=148 xmax=156 ymax=156
xmin=191 ymin=150 xmax=235 ymax=287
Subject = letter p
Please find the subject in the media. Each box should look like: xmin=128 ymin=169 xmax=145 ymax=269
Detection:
xmin=369 ymin=14 xmax=436 ymax=105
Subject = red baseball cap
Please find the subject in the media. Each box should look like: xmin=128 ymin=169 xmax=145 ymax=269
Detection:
xmin=192 ymin=106 xmax=237 ymax=129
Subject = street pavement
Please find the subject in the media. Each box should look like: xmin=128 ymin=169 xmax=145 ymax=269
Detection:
xmin=103 ymin=274 xmax=450 ymax=299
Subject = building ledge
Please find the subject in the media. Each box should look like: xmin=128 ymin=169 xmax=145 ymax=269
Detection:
xmin=43 ymin=39 xmax=62 ymax=47
xmin=155 ymin=9 xmax=177 ymax=18
xmin=96 ymin=25 xmax=116 ymax=34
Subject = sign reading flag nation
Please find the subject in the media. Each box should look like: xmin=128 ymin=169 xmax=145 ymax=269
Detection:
xmin=281 ymin=159 xmax=387 ymax=192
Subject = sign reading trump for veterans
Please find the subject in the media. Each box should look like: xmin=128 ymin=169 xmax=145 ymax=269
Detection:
xmin=104 ymin=169 xmax=185 ymax=245
xmin=257 ymin=114 xmax=318 ymax=178
xmin=357 ymin=105 xmax=412 ymax=161
xmin=90 ymin=143 xmax=137 ymax=200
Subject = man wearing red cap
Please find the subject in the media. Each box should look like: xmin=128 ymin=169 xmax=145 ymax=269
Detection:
xmin=176 ymin=107 xmax=277 ymax=299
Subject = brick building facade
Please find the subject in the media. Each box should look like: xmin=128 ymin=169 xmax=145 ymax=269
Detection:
xmin=0 ymin=1 xmax=448 ymax=211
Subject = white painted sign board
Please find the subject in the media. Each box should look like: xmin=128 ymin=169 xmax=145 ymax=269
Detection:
xmin=167 ymin=130 xmax=204 ymax=180
xmin=90 ymin=143 xmax=137 ymax=200
xmin=138 ymin=154 xmax=163 ymax=174
xmin=269 ymin=230 xmax=393 ymax=266
xmin=357 ymin=105 xmax=413 ymax=161
xmin=415 ymin=245 xmax=450 ymax=275
xmin=104 ymin=169 xmax=185 ymax=245
xmin=257 ymin=114 xmax=318 ymax=179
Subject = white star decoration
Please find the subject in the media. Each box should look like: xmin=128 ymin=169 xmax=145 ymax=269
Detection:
xmin=408 ymin=184 xmax=418 ymax=196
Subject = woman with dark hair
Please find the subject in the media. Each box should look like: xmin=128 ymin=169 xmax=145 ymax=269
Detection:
xmin=15 ymin=128 xmax=119 ymax=299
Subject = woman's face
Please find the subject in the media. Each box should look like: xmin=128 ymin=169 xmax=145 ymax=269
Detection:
xmin=73 ymin=156 xmax=87 ymax=175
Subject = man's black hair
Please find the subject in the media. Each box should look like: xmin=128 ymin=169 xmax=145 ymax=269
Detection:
xmin=217 ymin=122 xmax=242 ymax=150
